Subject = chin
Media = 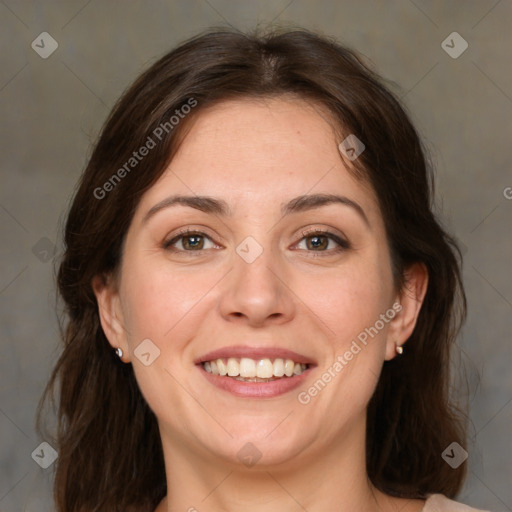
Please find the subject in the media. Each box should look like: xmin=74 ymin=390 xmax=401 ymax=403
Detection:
xmin=212 ymin=423 xmax=312 ymax=468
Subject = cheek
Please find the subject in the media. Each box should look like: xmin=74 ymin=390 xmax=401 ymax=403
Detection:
xmin=314 ymin=257 xmax=394 ymax=407
xmin=299 ymin=255 xmax=393 ymax=345
xmin=117 ymin=259 xmax=215 ymax=423
xmin=119 ymin=256 xmax=211 ymax=342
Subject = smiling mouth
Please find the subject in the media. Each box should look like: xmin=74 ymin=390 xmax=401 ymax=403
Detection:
xmin=201 ymin=357 xmax=309 ymax=382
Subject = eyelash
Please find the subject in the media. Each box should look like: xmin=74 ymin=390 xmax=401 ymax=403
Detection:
xmin=163 ymin=227 xmax=350 ymax=256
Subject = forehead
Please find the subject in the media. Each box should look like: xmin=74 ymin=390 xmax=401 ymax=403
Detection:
xmin=174 ymin=96 xmax=341 ymax=172
xmin=134 ymin=96 xmax=379 ymax=221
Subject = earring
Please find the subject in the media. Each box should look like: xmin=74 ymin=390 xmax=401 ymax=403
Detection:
xmin=115 ymin=347 xmax=123 ymax=359
xmin=395 ymin=343 xmax=403 ymax=355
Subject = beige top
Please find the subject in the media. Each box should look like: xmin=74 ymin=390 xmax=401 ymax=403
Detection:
xmin=423 ymin=494 xmax=490 ymax=511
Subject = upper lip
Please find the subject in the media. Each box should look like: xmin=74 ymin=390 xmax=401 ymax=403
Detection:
xmin=195 ymin=345 xmax=316 ymax=365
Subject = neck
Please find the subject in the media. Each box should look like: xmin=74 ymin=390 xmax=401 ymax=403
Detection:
xmin=156 ymin=415 xmax=398 ymax=512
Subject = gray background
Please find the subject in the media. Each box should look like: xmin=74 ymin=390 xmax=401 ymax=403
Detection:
xmin=1 ymin=1 xmax=511 ymax=511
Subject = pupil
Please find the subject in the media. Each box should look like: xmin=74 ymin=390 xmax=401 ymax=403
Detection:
xmin=186 ymin=235 xmax=202 ymax=249
xmin=309 ymin=235 xmax=326 ymax=250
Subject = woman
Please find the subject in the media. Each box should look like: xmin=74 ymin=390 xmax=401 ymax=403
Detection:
xmin=38 ymin=28 xmax=490 ymax=511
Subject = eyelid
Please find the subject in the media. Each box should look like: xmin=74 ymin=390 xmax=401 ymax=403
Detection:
xmin=293 ymin=227 xmax=351 ymax=252
xmin=163 ymin=227 xmax=220 ymax=250
xmin=163 ymin=226 xmax=351 ymax=254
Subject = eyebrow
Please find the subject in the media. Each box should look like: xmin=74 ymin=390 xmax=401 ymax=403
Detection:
xmin=143 ymin=193 xmax=369 ymax=226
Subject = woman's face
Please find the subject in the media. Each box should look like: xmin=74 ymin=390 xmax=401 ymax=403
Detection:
xmin=97 ymin=97 xmax=420 ymax=469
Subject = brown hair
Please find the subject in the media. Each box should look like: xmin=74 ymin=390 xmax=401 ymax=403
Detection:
xmin=38 ymin=27 xmax=467 ymax=511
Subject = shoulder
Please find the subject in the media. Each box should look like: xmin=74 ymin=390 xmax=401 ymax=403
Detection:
xmin=422 ymin=494 xmax=491 ymax=512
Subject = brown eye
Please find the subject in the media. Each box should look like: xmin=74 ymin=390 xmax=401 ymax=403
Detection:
xmin=164 ymin=231 xmax=215 ymax=252
xmin=305 ymin=234 xmax=329 ymax=251
xmin=182 ymin=234 xmax=204 ymax=250
xmin=296 ymin=230 xmax=350 ymax=254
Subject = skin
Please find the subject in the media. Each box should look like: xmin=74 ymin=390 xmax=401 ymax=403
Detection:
xmin=94 ymin=97 xmax=428 ymax=512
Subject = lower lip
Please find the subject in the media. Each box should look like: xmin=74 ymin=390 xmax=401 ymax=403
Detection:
xmin=197 ymin=364 xmax=312 ymax=398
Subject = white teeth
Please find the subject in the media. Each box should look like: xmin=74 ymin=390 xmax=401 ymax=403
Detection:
xmin=240 ymin=357 xmax=256 ymax=378
xmin=217 ymin=358 xmax=227 ymax=376
xmin=273 ymin=358 xmax=285 ymax=377
xmin=284 ymin=359 xmax=295 ymax=377
xmin=202 ymin=357 xmax=308 ymax=379
xmin=227 ymin=357 xmax=239 ymax=377
xmin=256 ymin=359 xmax=273 ymax=378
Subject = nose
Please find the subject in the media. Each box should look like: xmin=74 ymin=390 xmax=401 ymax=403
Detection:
xmin=218 ymin=243 xmax=296 ymax=327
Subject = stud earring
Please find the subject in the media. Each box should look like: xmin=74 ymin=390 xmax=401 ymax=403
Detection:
xmin=395 ymin=343 xmax=403 ymax=355
xmin=115 ymin=347 xmax=123 ymax=359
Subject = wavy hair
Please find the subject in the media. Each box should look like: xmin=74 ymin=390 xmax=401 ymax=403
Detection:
xmin=37 ymin=27 xmax=467 ymax=511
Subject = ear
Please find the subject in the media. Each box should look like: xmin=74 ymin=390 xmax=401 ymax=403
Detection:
xmin=385 ymin=262 xmax=429 ymax=361
xmin=92 ymin=273 xmax=130 ymax=362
